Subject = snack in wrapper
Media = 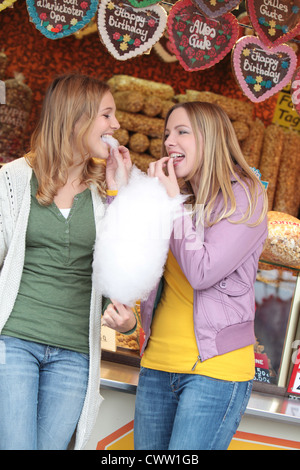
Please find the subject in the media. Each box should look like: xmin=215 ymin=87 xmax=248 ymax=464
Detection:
xmin=273 ymin=130 xmax=300 ymax=217
xmin=259 ymin=124 xmax=284 ymax=210
xmin=108 ymin=75 xmax=175 ymax=100
xmin=113 ymin=128 xmax=129 ymax=146
xmin=262 ymin=212 xmax=300 ymax=268
xmin=129 ymin=133 xmax=150 ymax=153
xmin=0 ymin=51 xmax=7 ymax=80
xmin=0 ymin=73 xmax=32 ymax=159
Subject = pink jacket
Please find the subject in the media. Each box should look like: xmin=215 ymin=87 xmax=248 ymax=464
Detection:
xmin=140 ymin=180 xmax=268 ymax=362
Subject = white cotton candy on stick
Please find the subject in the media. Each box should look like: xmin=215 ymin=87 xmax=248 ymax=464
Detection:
xmin=93 ymin=166 xmax=186 ymax=306
xmin=102 ymin=134 xmax=119 ymax=154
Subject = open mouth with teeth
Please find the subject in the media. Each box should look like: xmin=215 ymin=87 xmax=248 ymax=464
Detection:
xmin=169 ymin=153 xmax=185 ymax=165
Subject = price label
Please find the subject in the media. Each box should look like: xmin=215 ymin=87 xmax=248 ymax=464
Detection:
xmin=272 ymin=83 xmax=300 ymax=133
xmin=290 ymin=372 xmax=300 ymax=395
xmin=288 ymin=346 xmax=300 ymax=396
xmin=254 ymin=353 xmax=271 ymax=383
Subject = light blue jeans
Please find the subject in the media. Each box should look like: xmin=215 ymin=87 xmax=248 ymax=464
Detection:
xmin=0 ymin=335 xmax=89 ymax=450
xmin=134 ymin=367 xmax=252 ymax=450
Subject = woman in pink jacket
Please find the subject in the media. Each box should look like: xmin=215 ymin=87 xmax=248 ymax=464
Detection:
xmin=105 ymin=101 xmax=268 ymax=450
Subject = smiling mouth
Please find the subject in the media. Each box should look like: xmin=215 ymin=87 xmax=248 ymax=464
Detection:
xmin=169 ymin=153 xmax=185 ymax=165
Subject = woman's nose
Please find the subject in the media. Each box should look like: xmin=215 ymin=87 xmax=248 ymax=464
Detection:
xmin=112 ymin=116 xmax=120 ymax=130
xmin=165 ymin=134 xmax=176 ymax=148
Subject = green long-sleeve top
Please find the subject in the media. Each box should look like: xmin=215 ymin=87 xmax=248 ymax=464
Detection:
xmin=2 ymin=173 xmax=96 ymax=354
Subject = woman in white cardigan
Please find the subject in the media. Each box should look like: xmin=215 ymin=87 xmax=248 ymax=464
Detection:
xmin=0 ymin=73 xmax=135 ymax=450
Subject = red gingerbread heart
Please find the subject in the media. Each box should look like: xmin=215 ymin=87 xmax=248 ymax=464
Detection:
xmin=192 ymin=0 xmax=242 ymax=19
xmin=167 ymin=0 xmax=239 ymax=72
xmin=232 ymin=36 xmax=297 ymax=103
xmin=246 ymin=0 xmax=300 ymax=47
xmin=98 ymin=0 xmax=167 ymax=61
xmin=291 ymin=67 xmax=300 ymax=117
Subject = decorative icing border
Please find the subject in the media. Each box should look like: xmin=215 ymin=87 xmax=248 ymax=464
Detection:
xmin=192 ymin=0 xmax=242 ymax=19
xmin=167 ymin=0 xmax=239 ymax=72
xmin=97 ymin=0 xmax=167 ymax=61
xmin=26 ymin=0 xmax=99 ymax=40
xmin=247 ymin=0 xmax=300 ymax=47
xmin=232 ymin=35 xmax=297 ymax=103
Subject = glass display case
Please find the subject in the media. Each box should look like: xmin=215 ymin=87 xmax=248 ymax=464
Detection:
xmin=254 ymin=261 xmax=300 ymax=393
xmin=103 ymin=260 xmax=300 ymax=396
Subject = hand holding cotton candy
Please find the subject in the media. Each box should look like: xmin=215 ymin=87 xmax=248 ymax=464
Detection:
xmin=93 ymin=166 xmax=186 ymax=306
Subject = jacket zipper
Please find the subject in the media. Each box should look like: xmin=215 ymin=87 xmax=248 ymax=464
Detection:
xmin=192 ymin=355 xmax=202 ymax=371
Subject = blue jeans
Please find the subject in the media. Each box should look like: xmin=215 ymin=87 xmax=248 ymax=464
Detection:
xmin=134 ymin=368 xmax=252 ymax=450
xmin=0 ymin=335 xmax=89 ymax=450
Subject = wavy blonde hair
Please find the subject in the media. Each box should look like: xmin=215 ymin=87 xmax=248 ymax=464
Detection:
xmin=25 ymin=72 xmax=110 ymax=205
xmin=163 ymin=101 xmax=268 ymax=227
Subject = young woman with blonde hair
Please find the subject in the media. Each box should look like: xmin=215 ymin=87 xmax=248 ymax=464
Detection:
xmin=130 ymin=101 xmax=268 ymax=450
xmin=0 ymin=72 xmax=134 ymax=450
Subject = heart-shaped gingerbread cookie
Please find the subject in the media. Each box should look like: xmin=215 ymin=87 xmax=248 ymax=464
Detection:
xmin=127 ymin=0 xmax=161 ymax=8
xmin=246 ymin=0 xmax=300 ymax=47
xmin=0 ymin=0 xmax=17 ymax=12
xmin=192 ymin=0 xmax=242 ymax=19
xmin=98 ymin=0 xmax=167 ymax=61
xmin=26 ymin=0 xmax=98 ymax=39
xmin=291 ymin=67 xmax=300 ymax=117
xmin=232 ymin=36 xmax=297 ymax=103
xmin=167 ymin=0 xmax=239 ymax=72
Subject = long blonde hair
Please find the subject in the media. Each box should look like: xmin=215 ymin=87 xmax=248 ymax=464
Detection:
xmin=26 ymin=72 xmax=110 ymax=205
xmin=163 ymin=101 xmax=268 ymax=227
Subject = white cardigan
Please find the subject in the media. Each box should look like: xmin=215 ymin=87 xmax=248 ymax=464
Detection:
xmin=0 ymin=158 xmax=106 ymax=450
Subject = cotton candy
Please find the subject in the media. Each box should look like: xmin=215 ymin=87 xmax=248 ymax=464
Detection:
xmin=93 ymin=166 xmax=186 ymax=306
xmin=102 ymin=135 xmax=119 ymax=154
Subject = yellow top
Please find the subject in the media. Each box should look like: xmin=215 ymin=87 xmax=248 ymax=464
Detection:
xmin=141 ymin=250 xmax=255 ymax=381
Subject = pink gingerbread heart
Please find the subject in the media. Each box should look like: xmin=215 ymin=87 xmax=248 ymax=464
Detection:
xmin=232 ymin=36 xmax=297 ymax=103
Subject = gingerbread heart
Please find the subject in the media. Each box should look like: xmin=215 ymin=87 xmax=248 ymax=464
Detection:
xmin=154 ymin=35 xmax=178 ymax=63
xmin=167 ymin=0 xmax=239 ymax=72
xmin=246 ymin=0 xmax=300 ymax=47
xmin=291 ymin=67 xmax=300 ymax=116
xmin=127 ymin=0 xmax=160 ymax=8
xmin=192 ymin=0 xmax=242 ymax=19
xmin=98 ymin=0 xmax=167 ymax=61
xmin=26 ymin=0 xmax=99 ymax=39
xmin=232 ymin=36 xmax=297 ymax=103
xmin=0 ymin=0 xmax=17 ymax=12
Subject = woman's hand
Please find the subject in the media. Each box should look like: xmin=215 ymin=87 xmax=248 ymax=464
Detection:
xmin=102 ymin=300 xmax=137 ymax=333
xmin=147 ymin=157 xmax=180 ymax=198
xmin=106 ymin=146 xmax=132 ymax=191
